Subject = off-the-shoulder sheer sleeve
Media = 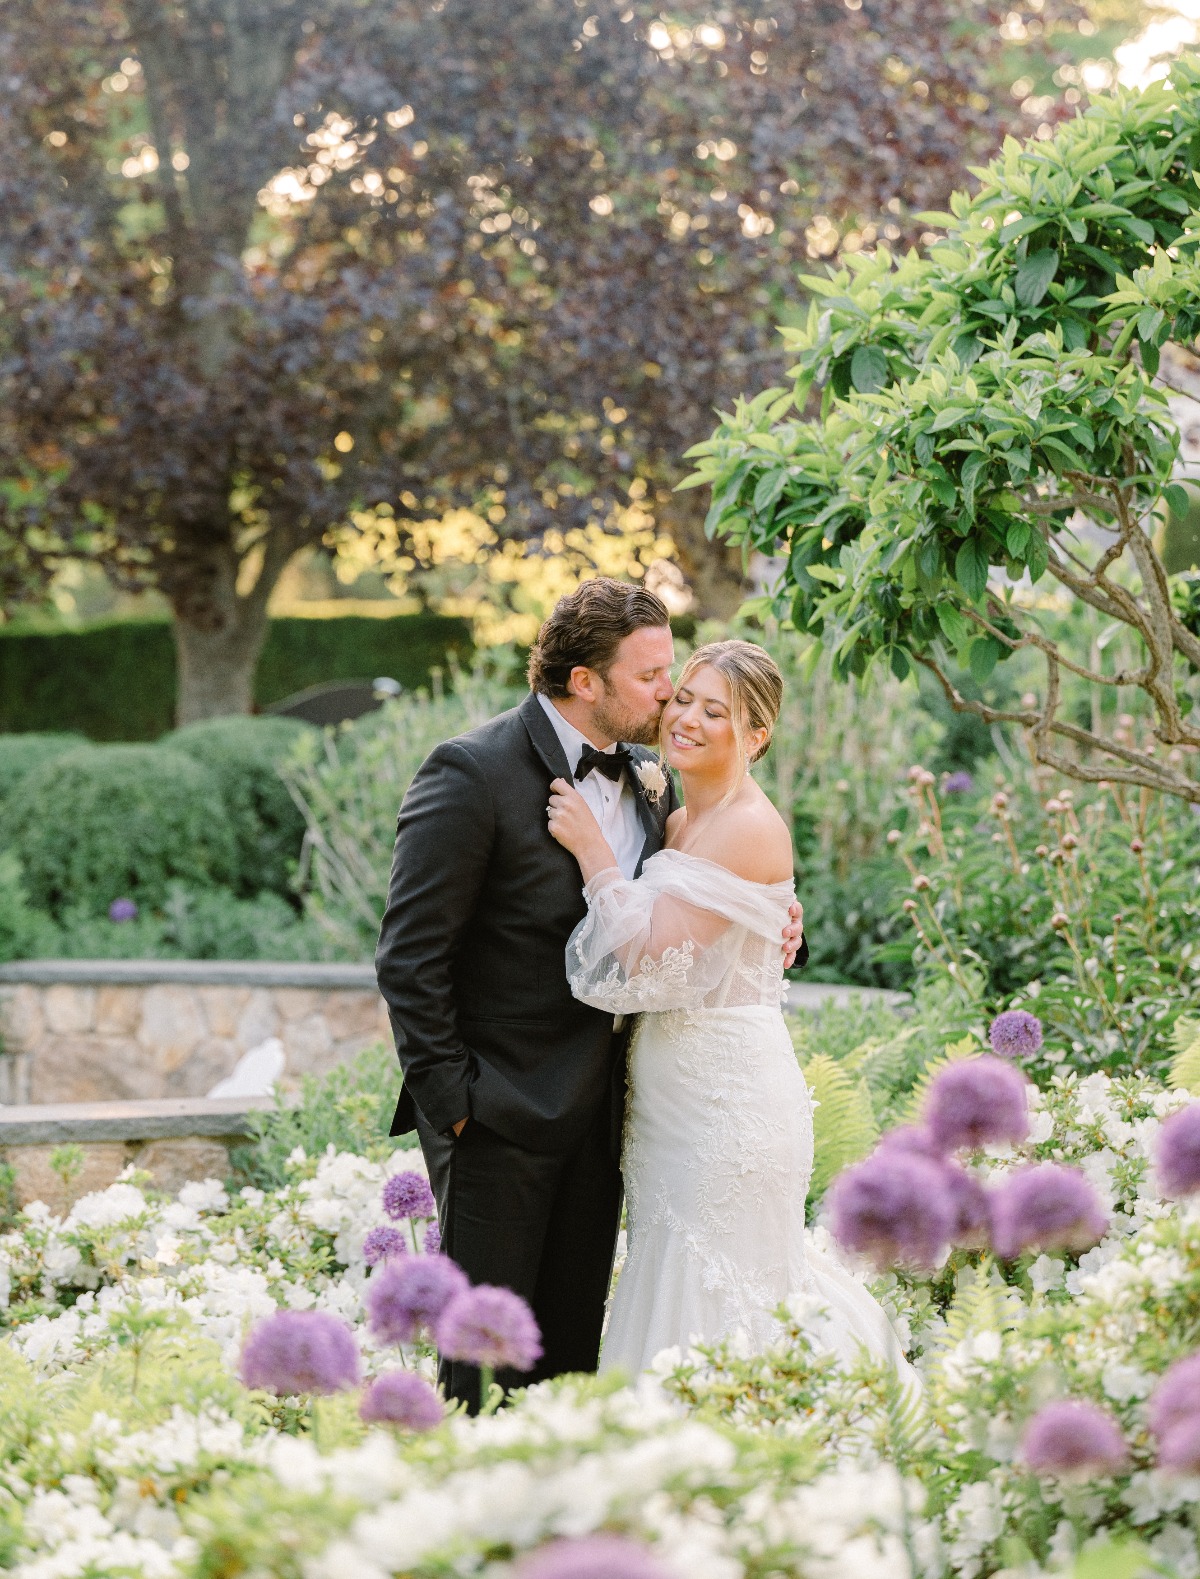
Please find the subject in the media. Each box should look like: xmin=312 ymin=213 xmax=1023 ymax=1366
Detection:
xmin=565 ymin=851 xmax=794 ymax=1014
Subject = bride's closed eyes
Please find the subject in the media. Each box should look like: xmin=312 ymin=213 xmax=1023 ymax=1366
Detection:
xmin=673 ymin=686 xmax=728 ymax=720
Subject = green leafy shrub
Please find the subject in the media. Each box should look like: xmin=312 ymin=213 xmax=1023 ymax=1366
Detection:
xmin=0 ymin=732 xmax=85 ymax=817
xmin=230 ymin=1042 xmax=416 ymax=1190
xmin=37 ymin=884 xmax=332 ymax=961
xmin=0 ymin=850 xmax=57 ymax=962
xmin=886 ymin=770 xmax=1200 ymax=1072
xmin=168 ymin=715 xmax=313 ymax=898
xmin=284 ymin=655 xmax=522 ymax=953
xmin=10 ymin=744 xmax=238 ymax=917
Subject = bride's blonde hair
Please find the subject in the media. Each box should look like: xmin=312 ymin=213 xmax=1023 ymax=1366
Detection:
xmin=670 ymin=639 xmax=784 ymax=788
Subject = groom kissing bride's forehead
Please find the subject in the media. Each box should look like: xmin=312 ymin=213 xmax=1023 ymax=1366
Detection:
xmin=375 ymin=577 xmax=809 ymax=1412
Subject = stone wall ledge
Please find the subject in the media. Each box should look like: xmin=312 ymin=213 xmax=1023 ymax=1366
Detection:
xmin=0 ymin=1095 xmax=273 ymax=1146
xmin=0 ymin=959 xmax=375 ymax=989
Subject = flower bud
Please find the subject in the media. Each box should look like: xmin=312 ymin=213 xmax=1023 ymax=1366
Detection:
xmin=913 ymin=874 xmax=931 ymax=892
xmin=1051 ymin=911 xmax=1069 ymax=929
xmin=1130 ymin=838 xmax=1145 ymax=854
xmin=1044 ymin=798 xmax=1064 ymax=814
xmin=1061 ymin=833 xmax=1078 ymax=850
xmin=1035 ymin=844 xmax=1049 ymax=859
xmin=902 ymin=898 xmax=918 ymax=913
xmin=886 ymin=829 xmax=902 ymax=845
xmin=992 ymin=792 xmax=1009 ymax=810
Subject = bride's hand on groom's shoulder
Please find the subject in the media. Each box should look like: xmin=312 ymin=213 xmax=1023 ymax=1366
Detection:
xmin=782 ymin=899 xmax=804 ymax=969
xmin=547 ymin=778 xmax=611 ymax=872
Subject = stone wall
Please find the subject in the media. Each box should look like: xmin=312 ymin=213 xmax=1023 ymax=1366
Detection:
xmin=0 ymin=1096 xmax=270 ymax=1209
xmin=0 ymin=960 xmax=391 ymax=1106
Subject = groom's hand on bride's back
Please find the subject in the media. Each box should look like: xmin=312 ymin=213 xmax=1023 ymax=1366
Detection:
xmin=782 ymin=900 xmax=805 ymax=970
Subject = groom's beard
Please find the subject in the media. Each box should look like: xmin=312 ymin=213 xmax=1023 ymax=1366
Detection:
xmin=593 ymin=697 xmax=665 ymax=747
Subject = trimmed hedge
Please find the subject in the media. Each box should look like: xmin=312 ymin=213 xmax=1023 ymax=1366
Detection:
xmin=168 ymin=715 xmax=312 ymax=899
xmin=10 ymin=744 xmax=239 ymax=917
xmin=0 ymin=612 xmax=474 ymax=740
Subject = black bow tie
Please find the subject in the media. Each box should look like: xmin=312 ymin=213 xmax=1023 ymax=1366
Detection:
xmin=575 ymin=744 xmax=629 ymax=783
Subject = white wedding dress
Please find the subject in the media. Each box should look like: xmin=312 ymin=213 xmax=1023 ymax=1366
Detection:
xmin=566 ymin=849 xmax=911 ymax=1379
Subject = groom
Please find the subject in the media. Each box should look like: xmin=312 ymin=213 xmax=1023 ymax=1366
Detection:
xmin=375 ymin=577 xmax=804 ymax=1407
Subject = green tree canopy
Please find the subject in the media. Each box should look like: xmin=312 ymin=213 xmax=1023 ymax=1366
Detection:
xmin=687 ymin=61 xmax=1200 ymax=802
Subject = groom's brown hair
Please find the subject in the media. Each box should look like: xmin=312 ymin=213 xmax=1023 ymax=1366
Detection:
xmin=528 ymin=577 xmax=670 ymax=698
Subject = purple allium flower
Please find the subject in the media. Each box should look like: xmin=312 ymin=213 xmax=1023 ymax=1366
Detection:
xmin=366 ymin=1254 xmax=468 ymax=1346
xmin=990 ymin=1163 xmax=1108 ymax=1260
xmin=239 ymin=1309 xmax=360 ymax=1396
xmin=514 ymin=1534 xmax=673 ymax=1579
xmin=941 ymin=1161 xmax=992 ymax=1247
xmin=1020 ymin=1400 xmax=1128 ymax=1477
xmin=1158 ymin=1416 xmax=1200 ymax=1474
xmin=359 ymin=1369 xmax=445 ymax=1430
xmin=876 ymin=1125 xmax=942 ymax=1160
xmin=423 ymin=1221 xmax=442 ymax=1256
xmin=925 ymin=1056 xmax=1030 ymax=1153
xmin=988 ymin=1009 xmax=1044 ymax=1061
xmin=943 ymin=771 xmax=975 ymax=794
xmin=362 ymin=1225 xmax=407 ymax=1267
xmin=1148 ymin=1353 xmax=1200 ymax=1445
xmin=828 ymin=1150 xmax=955 ymax=1271
xmin=436 ymin=1284 xmax=543 ymax=1372
xmin=108 ymin=897 xmax=138 ymax=922
xmin=876 ymin=1128 xmax=990 ymax=1246
xmin=1156 ymin=1104 xmax=1200 ymax=1197
xmin=381 ymin=1169 xmax=437 ymax=1222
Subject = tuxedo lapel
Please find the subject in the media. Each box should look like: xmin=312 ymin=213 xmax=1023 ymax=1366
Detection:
xmin=519 ymin=691 xmax=572 ymax=783
xmin=625 ymin=748 xmax=669 ymax=876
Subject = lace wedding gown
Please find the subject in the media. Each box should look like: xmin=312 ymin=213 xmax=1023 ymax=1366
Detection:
xmin=566 ymin=849 xmax=911 ymax=1379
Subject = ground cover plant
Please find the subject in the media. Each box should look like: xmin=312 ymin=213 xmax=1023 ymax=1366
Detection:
xmin=3 ymin=1009 xmax=1200 ymax=1577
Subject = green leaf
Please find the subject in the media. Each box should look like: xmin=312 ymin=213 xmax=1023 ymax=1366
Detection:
xmin=936 ymin=601 xmax=970 ymax=646
xmin=969 ymin=636 xmax=1001 ymax=682
xmin=803 ymin=1053 xmax=880 ymax=1198
xmin=929 ymin=407 xmax=974 ymax=432
xmin=1026 ymin=532 xmax=1050 ymax=583
xmin=1005 ymin=519 xmax=1032 ymax=556
xmin=1168 ymin=1017 xmax=1200 ymax=1095
xmin=752 ymin=468 xmax=787 ymax=516
xmin=889 ymin=645 xmax=910 ymax=680
xmin=1015 ymin=248 xmax=1059 ymax=308
xmin=955 ymin=538 xmax=989 ymax=600
xmin=1164 ymin=482 xmax=1192 ymax=518
xmin=850 ymin=344 xmax=889 ymax=394
xmin=960 ymin=452 xmax=987 ymax=514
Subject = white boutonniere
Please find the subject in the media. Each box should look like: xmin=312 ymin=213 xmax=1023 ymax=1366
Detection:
xmin=633 ymin=757 xmax=668 ymax=803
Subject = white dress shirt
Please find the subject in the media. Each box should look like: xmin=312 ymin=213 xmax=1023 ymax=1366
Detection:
xmin=537 ymin=692 xmax=646 ymax=879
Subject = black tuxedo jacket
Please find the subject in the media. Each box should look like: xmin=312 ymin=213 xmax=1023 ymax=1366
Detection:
xmin=375 ymin=692 xmax=678 ymax=1153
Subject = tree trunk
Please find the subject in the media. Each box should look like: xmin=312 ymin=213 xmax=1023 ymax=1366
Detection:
xmin=660 ymin=490 xmax=748 ymax=619
xmin=167 ymin=517 xmax=300 ymax=724
xmin=172 ymin=597 xmax=270 ymax=724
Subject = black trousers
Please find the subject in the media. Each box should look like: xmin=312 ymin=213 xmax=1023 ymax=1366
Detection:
xmin=415 ymin=1097 xmax=624 ymax=1411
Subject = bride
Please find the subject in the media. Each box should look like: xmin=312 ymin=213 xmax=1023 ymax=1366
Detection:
xmin=547 ymin=638 xmax=910 ymax=1377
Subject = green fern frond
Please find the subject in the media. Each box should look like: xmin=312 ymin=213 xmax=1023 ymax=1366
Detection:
xmin=1168 ymin=1017 xmax=1200 ymax=1095
xmin=900 ymin=1034 xmax=980 ymax=1127
xmin=926 ymin=1262 xmax=1023 ymax=1378
xmin=806 ymin=1053 xmax=880 ymax=1199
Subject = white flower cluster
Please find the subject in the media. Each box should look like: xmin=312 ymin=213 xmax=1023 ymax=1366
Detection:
xmin=1 ymin=1146 xmax=430 ymax=1375
xmin=2 ymin=1067 xmax=1200 ymax=1579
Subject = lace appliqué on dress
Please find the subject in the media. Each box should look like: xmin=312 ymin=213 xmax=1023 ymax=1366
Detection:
xmin=576 ymin=941 xmax=696 ymax=1013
